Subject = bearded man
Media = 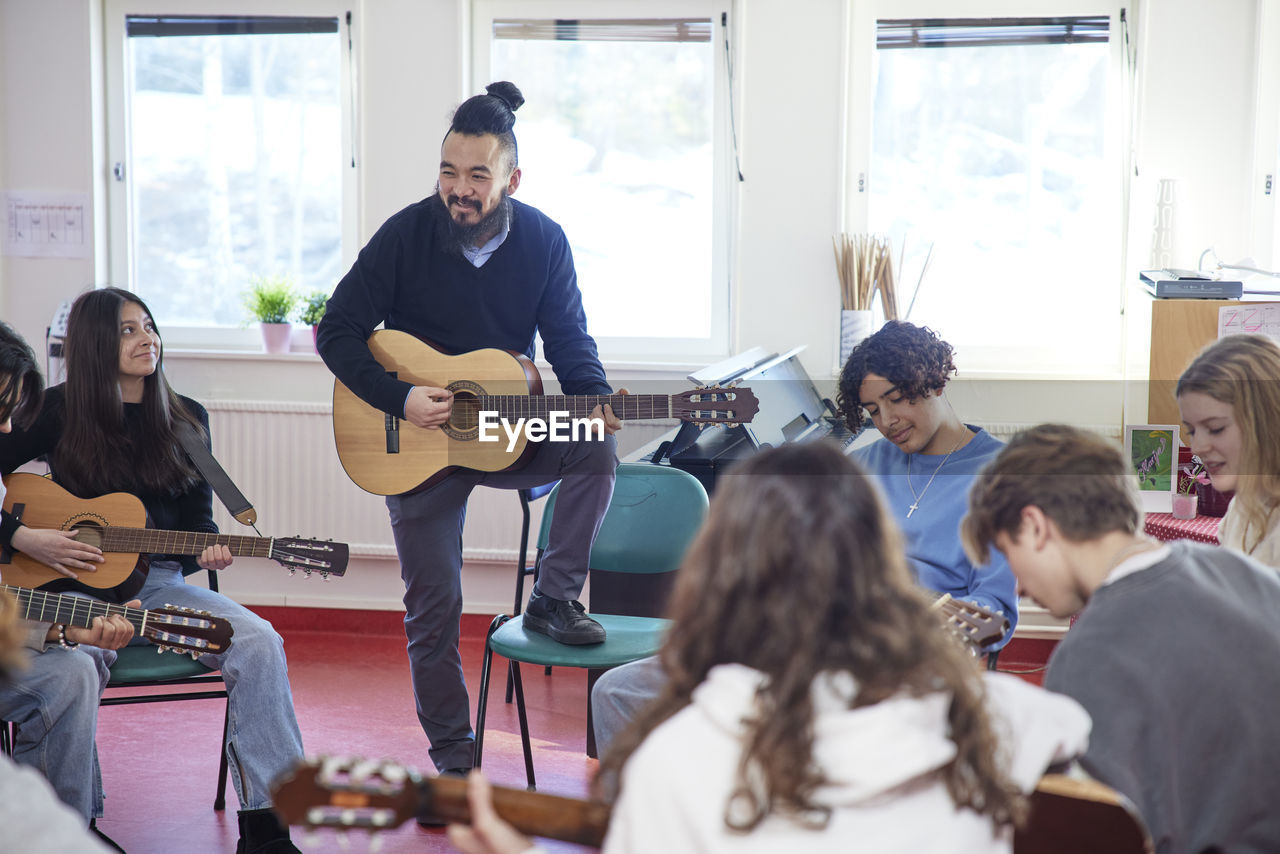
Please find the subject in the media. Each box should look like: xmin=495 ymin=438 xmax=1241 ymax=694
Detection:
xmin=318 ymin=81 xmax=621 ymax=782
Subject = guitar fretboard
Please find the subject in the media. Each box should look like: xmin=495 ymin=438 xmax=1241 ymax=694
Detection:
xmin=99 ymin=528 xmax=274 ymax=559
xmin=3 ymin=583 xmax=144 ymax=630
xmin=477 ymin=394 xmax=673 ymax=420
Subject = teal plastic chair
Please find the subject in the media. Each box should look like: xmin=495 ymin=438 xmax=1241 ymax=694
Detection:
xmin=474 ymin=463 xmax=709 ymax=789
xmin=100 ymin=566 xmax=231 ymax=810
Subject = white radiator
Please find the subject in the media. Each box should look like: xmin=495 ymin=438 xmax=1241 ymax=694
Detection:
xmin=201 ymin=403 xmax=1112 ymax=564
xmin=978 ymin=422 xmax=1122 ymax=443
xmin=203 ymin=400 xmax=677 ymax=564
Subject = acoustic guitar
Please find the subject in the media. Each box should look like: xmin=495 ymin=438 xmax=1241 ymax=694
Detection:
xmin=272 ymin=756 xmax=610 ymax=847
xmin=272 ymin=759 xmax=1152 ymax=854
xmin=1 ymin=473 xmax=348 ymax=590
xmin=2 ymin=582 xmax=234 ymax=657
xmin=331 ymin=330 xmax=760 ymax=496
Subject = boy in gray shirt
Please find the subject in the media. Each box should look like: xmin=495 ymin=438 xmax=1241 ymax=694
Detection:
xmin=963 ymin=423 xmax=1280 ymax=854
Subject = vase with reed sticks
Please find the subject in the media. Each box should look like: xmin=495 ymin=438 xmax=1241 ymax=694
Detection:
xmin=833 ymin=233 xmax=898 ymax=367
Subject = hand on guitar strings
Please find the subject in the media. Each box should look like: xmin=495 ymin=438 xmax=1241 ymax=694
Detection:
xmin=592 ymin=387 xmax=629 ymax=436
xmin=10 ymin=526 xmax=104 ymax=580
xmin=405 ymin=385 xmax=455 ymax=430
xmin=47 ymin=599 xmax=140 ymax=650
xmin=446 ymin=771 xmax=538 ymax=854
xmin=198 ymin=543 xmax=234 ymax=571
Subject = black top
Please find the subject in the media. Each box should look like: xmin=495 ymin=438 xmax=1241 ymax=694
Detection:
xmin=0 ymin=384 xmax=217 ymax=597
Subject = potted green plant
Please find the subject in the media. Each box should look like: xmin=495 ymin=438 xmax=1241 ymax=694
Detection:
xmin=243 ymin=274 xmax=299 ymax=353
xmin=299 ymin=291 xmax=329 ymax=351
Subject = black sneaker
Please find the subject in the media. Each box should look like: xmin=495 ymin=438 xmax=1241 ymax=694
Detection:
xmin=522 ymin=592 xmax=606 ymax=645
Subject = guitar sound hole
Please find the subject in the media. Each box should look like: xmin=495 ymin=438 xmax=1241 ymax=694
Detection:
xmin=443 ymin=381 xmax=485 ymax=441
xmin=70 ymin=522 xmax=104 ymax=550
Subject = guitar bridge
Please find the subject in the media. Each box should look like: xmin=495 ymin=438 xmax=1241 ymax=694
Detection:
xmin=385 ymin=370 xmax=400 ymax=454
xmin=385 ymin=412 xmax=400 ymax=454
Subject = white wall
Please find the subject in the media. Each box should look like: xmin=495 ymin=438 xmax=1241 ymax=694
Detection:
xmin=1 ymin=0 xmax=1273 ymax=621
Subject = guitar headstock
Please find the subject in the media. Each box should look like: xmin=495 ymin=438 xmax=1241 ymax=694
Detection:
xmin=272 ymin=757 xmax=426 ymax=831
xmin=671 ymin=386 xmax=759 ymax=426
xmin=930 ymin=593 xmax=1009 ymax=650
xmin=144 ymin=606 xmax=234 ymax=657
xmin=269 ymin=538 xmax=350 ymax=578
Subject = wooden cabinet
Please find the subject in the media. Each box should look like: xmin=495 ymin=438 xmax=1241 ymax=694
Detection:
xmin=1147 ymin=298 xmax=1275 ymax=424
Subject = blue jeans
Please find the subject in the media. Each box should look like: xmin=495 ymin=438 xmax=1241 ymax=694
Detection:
xmin=0 ymin=641 xmax=113 ymax=822
xmin=590 ymin=654 xmax=667 ymax=760
xmin=387 ymin=432 xmax=618 ymax=771
xmin=134 ymin=561 xmax=305 ymax=810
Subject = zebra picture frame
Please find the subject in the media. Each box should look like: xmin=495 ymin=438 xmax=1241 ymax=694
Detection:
xmin=1124 ymin=424 xmax=1179 ymax=514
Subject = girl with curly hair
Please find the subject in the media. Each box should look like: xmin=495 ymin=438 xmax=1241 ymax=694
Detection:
xmin=836 ymin=320 xmax=1018 ymax=643
xmin=449 ymin=442 xmax=1089 ymax=854
xmin=1177 ymin=333 xmax=1280 ymax=566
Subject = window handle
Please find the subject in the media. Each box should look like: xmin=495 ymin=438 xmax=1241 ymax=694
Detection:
xmin=113 ymin=162 xmax=125 ymax=182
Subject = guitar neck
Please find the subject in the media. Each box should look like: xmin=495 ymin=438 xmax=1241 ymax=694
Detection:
xmin=99 ymin=527 xmax=272 ymax=559
xmin=2 ymin=583 xmax=142 ymax=631
xmin=420 ymin=775 xmax=611 ymax=847
xmin=478 ymin=393 xmax=672 ymax=421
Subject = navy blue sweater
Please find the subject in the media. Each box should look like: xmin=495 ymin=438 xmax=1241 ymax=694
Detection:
xmin=317 ymin=195 xmax=611 ymax=416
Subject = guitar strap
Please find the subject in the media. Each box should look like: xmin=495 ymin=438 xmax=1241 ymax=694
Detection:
xmin=176 ymin=422 xmax=258 ymax=527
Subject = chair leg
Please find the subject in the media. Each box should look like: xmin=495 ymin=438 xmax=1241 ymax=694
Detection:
xmin=986 ymin=649 xmax=1001 ymax=671
xmin=507 ymin=498 xmax=534 ymax=705
xmin=474 ymin=615 xmax=509 ymax=770
xmin=508 ymin=661 xmax=536 ymax=790
xmin=585 ymin=668 xmax=604 ymax=759
xmin=215 ymin=702 xmax=230 ymax=810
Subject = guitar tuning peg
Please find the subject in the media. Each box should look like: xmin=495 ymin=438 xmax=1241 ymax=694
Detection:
xmin=321 ymin=572 xmax=331 ymax=582
xmin=369 ymin=836 xmax=386 ymax=854
xmin=288 ymin=568 xmax=297 ymax=577
xmin=190 ymin=651 xmax=199 ymax=660
xmin=336 ymin=830 xmax=352 ymax=850
xmin=303 ymin=569 xmax=313 ymax=578
xmin=155 ymin=645 xmax=166 ymax=655
xmin=303 ymin=831 xmax=322 ymax=849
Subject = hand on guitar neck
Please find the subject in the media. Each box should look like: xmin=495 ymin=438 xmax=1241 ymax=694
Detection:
xmin=447 ymin=772 xmax=541 ymax=854
xmin=43 ymin=598 xmax=140 ymax=650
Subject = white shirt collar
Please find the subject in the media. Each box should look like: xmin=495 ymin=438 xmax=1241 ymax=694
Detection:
xmin=1100 ymin=543 xmax=1172 ymax=587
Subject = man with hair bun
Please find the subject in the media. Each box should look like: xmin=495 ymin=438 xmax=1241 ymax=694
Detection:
xmin=318 ymin=83 xmax=622 ymax=780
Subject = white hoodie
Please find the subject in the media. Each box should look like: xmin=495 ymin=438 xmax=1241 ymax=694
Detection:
xmin=602 ymin=664 xmax=1090 ymax=854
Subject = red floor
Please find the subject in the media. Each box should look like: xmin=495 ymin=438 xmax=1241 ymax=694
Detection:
xmin=91 ymin=608 xmax=1054 ymax=853
xmin=95 ymin=611 xmax=599 ymax=854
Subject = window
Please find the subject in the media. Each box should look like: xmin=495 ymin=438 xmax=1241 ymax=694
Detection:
xmin=846 ymin=1 xmax=1125 ymax=374
xmin=105 ymin=1 xmax=355 ymax=346
xmin=472 ymin=1 xmax=734 ymax=362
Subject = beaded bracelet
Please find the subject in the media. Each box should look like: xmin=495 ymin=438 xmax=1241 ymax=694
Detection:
xmin=56 ymin=624 xmax=79 ymax=650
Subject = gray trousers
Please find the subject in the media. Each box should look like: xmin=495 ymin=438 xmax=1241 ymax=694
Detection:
xmin=387 ymin=433 xmax=618 ymax=771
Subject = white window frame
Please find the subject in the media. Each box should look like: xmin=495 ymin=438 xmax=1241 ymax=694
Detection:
xmin=843 ymin=0 xmax=1128 ymax=377
xmin=1252 ymin=0 xmax=1280 ymax=270
xmin=103 ymin=0 xmax=358 ymax=350
xmin=471 ymin=0 xmax=735 ymax=364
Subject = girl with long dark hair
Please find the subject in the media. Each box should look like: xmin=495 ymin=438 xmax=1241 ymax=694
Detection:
xmin=0 ymin=290 xmax=306 ymax=853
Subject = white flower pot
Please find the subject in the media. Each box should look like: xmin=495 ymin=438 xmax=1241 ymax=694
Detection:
xmin=260 ymin=322 xmax=292 ymax=354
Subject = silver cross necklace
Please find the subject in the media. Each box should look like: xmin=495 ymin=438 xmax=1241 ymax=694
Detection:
xmin=906 ymin=433 xmax=968 ymax=518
